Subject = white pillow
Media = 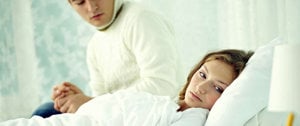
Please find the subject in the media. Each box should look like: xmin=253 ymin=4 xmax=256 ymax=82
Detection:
xmin=205 ymin=38 xmax=283 ymax=126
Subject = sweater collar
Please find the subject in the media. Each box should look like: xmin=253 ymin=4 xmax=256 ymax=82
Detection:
xmin=97 ymin=0 xmax=124 ymax=31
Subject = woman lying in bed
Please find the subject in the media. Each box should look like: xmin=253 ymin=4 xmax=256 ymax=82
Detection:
xmin=0 ymin=49 xmax=253 ymax=126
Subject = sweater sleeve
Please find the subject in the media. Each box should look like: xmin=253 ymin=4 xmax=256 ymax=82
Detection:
xmin=123 ymin=9 xmax=184 ymax=98
xmin=86 ymin=34 xmax=105 ymax=96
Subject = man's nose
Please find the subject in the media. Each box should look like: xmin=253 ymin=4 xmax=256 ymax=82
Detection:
xmin=86 ymin=0 xmax=98 ymax=12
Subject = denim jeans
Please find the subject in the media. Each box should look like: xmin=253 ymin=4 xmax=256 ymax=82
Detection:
xmin=32 ymin=102 xmax=61 ymax=118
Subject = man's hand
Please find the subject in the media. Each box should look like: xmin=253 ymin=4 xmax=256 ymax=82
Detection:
xmin=54 ymin=93 xmax=92 ymax=113
xmin=51 ymin=82 xmax=90 ymax=113
xmin=51 ymin=82 xmax=83 ymax=101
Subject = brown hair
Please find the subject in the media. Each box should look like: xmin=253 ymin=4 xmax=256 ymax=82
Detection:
xmin=178 ymin=49 xmax=254 ymax=100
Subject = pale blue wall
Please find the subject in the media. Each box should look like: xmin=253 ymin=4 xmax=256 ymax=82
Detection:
xmin=0 ymin=0 xmax=95 ymax=104
xmin=30 ymin=0 xmax=95 ymax=102
xmin=0 ymin=1 xmax=18 ymax=96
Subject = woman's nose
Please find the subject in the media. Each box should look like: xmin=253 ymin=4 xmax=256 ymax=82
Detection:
xmin=196 ymin=81 xmax=210 ymax=94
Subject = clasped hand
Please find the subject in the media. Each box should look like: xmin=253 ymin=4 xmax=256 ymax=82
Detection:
xmin=51 ymin=82 xmax=92 ymax=113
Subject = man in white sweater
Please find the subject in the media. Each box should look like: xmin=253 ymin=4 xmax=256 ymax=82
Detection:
xmin=32 ymin=0 xmax=184 ymax=117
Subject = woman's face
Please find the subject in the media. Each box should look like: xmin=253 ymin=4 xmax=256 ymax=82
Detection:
xmin=69 ymin=0 xmax=114 ymax=27
xmin=184 ymin=60 xmax=236 ymax=110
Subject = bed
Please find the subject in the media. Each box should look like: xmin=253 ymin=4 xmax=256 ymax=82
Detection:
xmin=205 ymin=37 xmax=292 ymax=126
xmin=0 ymin=38 xmax=296 ymax=126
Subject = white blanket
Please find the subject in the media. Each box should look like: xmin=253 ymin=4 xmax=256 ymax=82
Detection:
xmin=0 ymin=90 xmax=208 ymax=126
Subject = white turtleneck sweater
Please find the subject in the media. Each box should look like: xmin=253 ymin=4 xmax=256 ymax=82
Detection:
xmin=87 ymin=1 xmax=184 ymax=98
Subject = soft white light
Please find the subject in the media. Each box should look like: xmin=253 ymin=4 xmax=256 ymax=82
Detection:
xmin=268 ymin=44 xmax=300 ymax=113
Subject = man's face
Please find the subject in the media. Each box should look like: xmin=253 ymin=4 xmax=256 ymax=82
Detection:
xmin=69 ymin=0 xmax=114 ymax=27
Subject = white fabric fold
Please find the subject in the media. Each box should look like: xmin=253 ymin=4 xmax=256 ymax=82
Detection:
xmin=0 ymin=90 xmax=208 ymax=126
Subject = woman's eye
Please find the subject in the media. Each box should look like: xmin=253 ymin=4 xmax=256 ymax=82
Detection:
xmin=199 ymin=71 xmax=206 ymax=79
xmin=215 ymin=86 xmax=224 ymax=94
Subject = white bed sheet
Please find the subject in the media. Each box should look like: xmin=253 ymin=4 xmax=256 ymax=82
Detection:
xmin=0 ymin=90 xmax=208 ymax=126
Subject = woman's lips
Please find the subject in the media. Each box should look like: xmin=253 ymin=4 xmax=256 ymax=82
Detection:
xmin=190 ymin=91 xmax=202 ymax=102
